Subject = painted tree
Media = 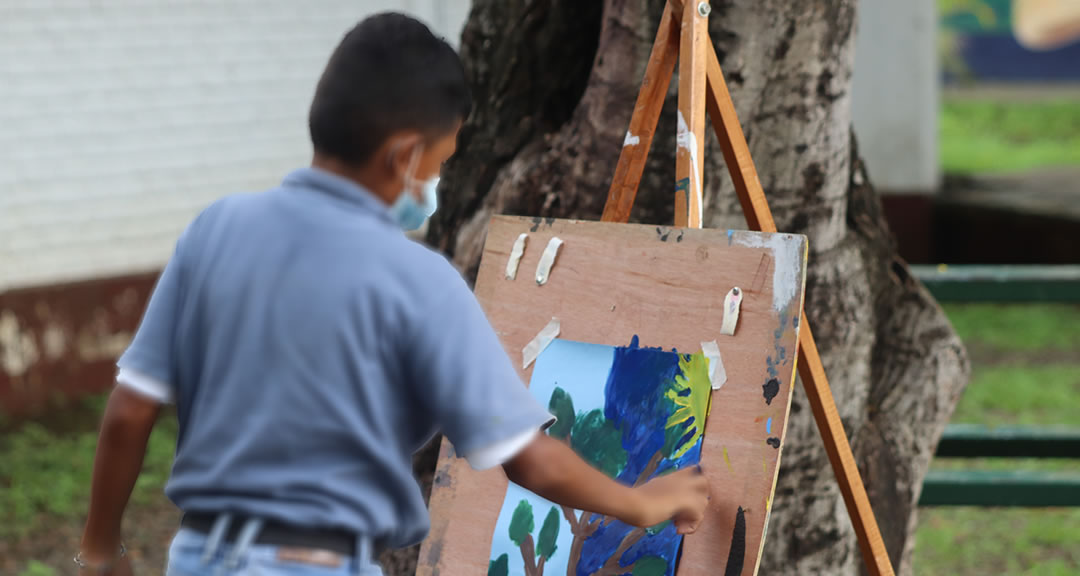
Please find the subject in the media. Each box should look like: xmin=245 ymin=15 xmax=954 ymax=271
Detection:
xmin=545 ymin=347 xmax=710 ymax=575
xmin=415 ymin=1 xmax=970 ymax=575
xmin=489 ymin=553 xmax=510 ymax=576
xmin=503 ymin=499 xmax=562 ymax=576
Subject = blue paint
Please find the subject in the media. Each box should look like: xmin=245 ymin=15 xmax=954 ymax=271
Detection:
xmin=766 ymin=417 xmax=773 ymax=434
xmin=490 ymin=339 xmax=705 ymax=576
xmin=763 ymin=305 xmax=791 ymax=400
xmin=727 ymin=230 xmax=734 ymax=245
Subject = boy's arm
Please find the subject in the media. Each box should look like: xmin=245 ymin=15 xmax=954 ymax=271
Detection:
xmin=406 ymin=270 xmax=708 ymax=532
xmin=503 ymin=433 xmax=709 ymax=533
xmin=78 ymin=386 xmax=160 ymax=571
xmin=79 ymin=227 xmax=187 ymax=571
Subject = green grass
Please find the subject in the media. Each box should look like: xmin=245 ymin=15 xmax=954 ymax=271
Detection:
xmin=915 ymin=303 xmax=1080 ymax=576
xmin=0 ymin=396 xmax=177 ymax=540
xmin=951 ymin=364 xmax=1080 ymax=426
xmin=944 ymin=303 xmax=1080 ymax=352
xmin=940 ymin=99 xmax=1080 ymax=174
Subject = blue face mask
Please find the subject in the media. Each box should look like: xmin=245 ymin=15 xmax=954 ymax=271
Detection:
xmin=389 ymin=145 xmax=440 ymax=231
xmin=389 ymin=175 xmax=439 ymax=231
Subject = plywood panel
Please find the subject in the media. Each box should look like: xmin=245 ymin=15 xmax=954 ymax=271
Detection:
xmin=418 ymin=216 xmax=807 ymax=576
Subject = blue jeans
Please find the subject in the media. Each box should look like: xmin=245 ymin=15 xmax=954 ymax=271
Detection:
xmin=165 ymin=516 xmax=383 ymax=576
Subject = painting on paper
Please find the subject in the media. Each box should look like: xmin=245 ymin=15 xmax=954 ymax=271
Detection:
xmin=487 ymin=337 xmax=713 ymax=576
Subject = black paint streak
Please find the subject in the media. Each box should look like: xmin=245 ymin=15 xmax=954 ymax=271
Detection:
xmin=766 ymin=437 xmax=780 ymax=449
xmin=656 ymin=226 xmax=671 ymax=242
xmin=763 ymin=378 xmax=780 ymax=405
xmin=545 ymin=216 xmax=555 ymax=227
xmin=723 ymin=506 xmax=746 ymax=576
xmin=530 ymin=217 xmax=542 ymax=232
xmin=676 ymin=230 xmax=684 ymax=243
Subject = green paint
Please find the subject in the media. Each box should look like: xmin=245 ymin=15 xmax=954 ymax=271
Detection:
xmin=537 ymin=506 xmax=561 ymax=560
xmin=632 ymin=555 xmax=669 ymax=576
xmin=570 ymin=409 xmax=628 ymax=478
xmin=508 ymin=500 xmax=534 ymax=546
xmin=547 ymin=387 xmax=576 ymax=440
xmin=488 ymin=554 xmax=509 ymax=576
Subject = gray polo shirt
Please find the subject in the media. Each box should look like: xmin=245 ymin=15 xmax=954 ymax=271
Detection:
xmin=117 ymin=167 xmax=552 ymax=548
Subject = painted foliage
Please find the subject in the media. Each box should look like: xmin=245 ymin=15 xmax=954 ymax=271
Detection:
xmin=488 ymin=337 xmax=712 ymax=576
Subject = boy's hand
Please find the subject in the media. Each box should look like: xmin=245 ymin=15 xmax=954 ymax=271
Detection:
xmin=629 ymin=467 xmax=710 ymax=534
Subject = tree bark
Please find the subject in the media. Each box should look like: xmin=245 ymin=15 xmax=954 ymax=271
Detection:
xmin=389 ymin=1 xmax=970 ymax=574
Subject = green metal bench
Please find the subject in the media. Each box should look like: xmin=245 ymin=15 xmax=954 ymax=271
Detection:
xmin=911 ymin=265 xmax=1080 ymax=507
xmin=911 ymin=264 xmax=1080 ymax=303
xmin=921 ymin=425 xmax=1080 ymax=507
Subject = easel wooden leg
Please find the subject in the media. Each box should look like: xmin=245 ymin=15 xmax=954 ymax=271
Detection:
xmin=601 ymin=2 xmax=679 ymax=224
xmin=704 ymin=34 xmax=897 ymax=576
xmin=674 ymin=0 xmax=709 ymax=228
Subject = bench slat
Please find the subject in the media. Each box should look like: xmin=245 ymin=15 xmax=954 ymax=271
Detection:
xmin=919 ymin=469 xmax=1080 ymax=507
xmin=911 ymin=265 xmax=1080 ymax=302
xmin=935 ymin=424 xmax=1080 ymax=459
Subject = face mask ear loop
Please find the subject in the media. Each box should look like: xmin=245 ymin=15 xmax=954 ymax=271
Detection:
xmin=402 ymin=143 xmax=425 ymax=200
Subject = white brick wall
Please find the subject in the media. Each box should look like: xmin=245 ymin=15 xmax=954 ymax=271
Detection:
xmin=0 ymin=0 xmax=468 ymax=291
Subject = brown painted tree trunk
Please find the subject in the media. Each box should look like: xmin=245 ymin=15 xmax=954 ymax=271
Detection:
xmin=383 ymin=1 xmax=970 ymax=574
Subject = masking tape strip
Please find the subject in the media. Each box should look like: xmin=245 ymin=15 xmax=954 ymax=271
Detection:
xmin=522 ymin=318 xmax=561 ymax=369
xmin=720 ymin=287 xmax=743 ymax=336
xmin=535 ymin=237 xmax=564 ymax=285
xmin=701 ymin=340 xmax=728 ymax=390
xmin=505 ymin=233 xmax=528 ymax=280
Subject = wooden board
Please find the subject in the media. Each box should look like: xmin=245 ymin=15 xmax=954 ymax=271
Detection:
xmin=418 ymin=216 xmax=808 ymax=576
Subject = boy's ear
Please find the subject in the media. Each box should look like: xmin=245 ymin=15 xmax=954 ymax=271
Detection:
xmin=380 ymin=131 xmax=425 ymax=176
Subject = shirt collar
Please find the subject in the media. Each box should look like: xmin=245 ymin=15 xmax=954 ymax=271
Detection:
xmin=282 ymin=167 xmax=395 ymax=224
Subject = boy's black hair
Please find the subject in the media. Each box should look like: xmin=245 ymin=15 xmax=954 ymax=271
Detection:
xmin=309 ymin=13 xmax=471 ymax=166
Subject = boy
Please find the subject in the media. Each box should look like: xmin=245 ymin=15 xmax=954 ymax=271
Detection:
xmin=77 ymin=13 xmax=708 ymax=575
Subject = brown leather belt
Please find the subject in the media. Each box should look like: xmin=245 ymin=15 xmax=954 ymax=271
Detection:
xmin=180 ymin=513 xmax=357 ymax=556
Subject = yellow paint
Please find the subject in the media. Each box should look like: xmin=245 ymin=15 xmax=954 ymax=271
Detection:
xmin=763 ymin=459 xmax=768 ymax=474
xmin=766 ymin=496 xmax=772 ymax=512
xmin=722 ymin=447 xmax=733 ymax=472
xmin=665 ymin=351 xmax=712 ymax=458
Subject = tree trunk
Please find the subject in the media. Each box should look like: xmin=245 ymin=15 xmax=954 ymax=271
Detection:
xmin=388 ymin=1 xmax=970 ymax=574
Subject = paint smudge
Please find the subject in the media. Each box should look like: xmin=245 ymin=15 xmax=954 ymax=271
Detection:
xmin=675 ymin=177 xmax=691 ymax=210
xmin=766 ymin=437 xmax=780 ymax=449
xmin=726 ymin=229 xmax=734 ymax=245
xmin=733 ymin=233 xmax=804 ymax=312
xmin=676 ymin=111 xmax=703 ymax=218
xmin=530 ymin=217 xmax=542 ymax=232
xmin=723 ymin=446 xmax=733 ymax=472
xmin=763 ymin=378 xmax=780 ymax=405
xmin=656 ymin=226 xmax=671 ymax=242
xmin=624 ymin=131 xmax=641 ymax=147
xmin=676 ymin=230 xmax=684 ymax=243
xmin=766 ymin=417 xmax=773 ymax=434
xmin=723 ymin=507 xmax=746 ymax=576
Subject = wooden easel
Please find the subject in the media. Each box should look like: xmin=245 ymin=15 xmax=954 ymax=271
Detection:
xmin=600 ymin=1 xmax=896 ymax=574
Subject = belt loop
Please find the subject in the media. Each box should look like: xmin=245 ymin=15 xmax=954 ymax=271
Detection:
xmin=200 ymin=513 xmax=233 ymax=565
xmin=356 ymin=535 xmax=380 ymax=576
xmin=221 ymin=517 xmax=264 ymax=573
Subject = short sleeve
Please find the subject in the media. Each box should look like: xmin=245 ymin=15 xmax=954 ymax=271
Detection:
xmin=116 ymin=367 xmax=174 ymax=404
xmin=116 ymin=240 xmax=185 ymax=386
xmin=405 ymin=278 xmax=554 ymax=470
